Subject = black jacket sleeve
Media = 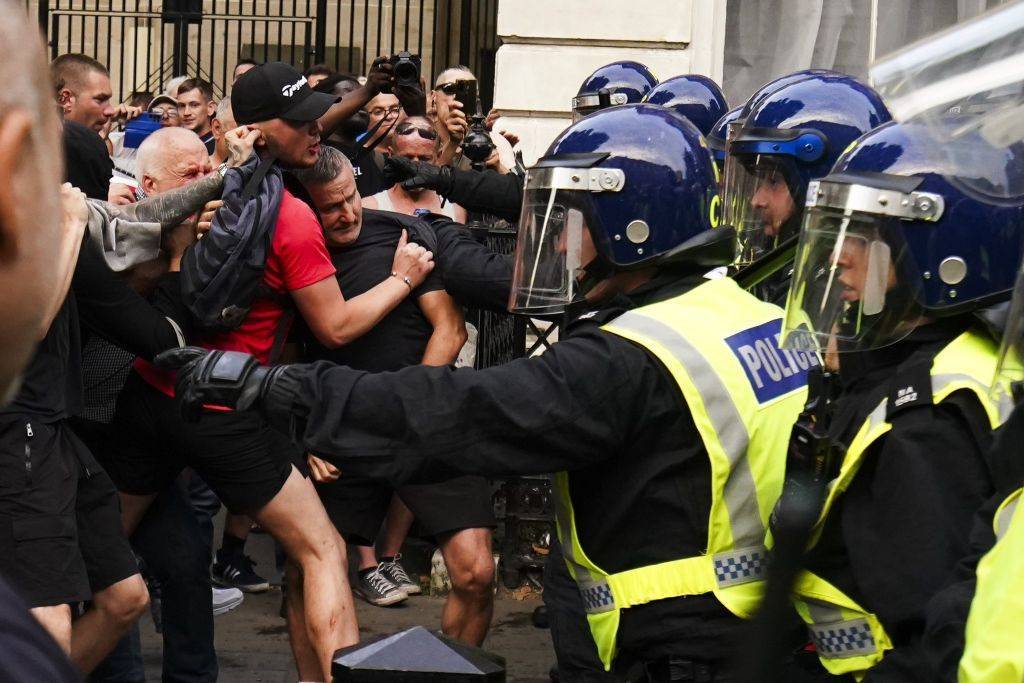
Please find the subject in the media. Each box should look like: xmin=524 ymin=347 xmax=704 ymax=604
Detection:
xmin=920 ymin=401 xmax=1024 ymax=681
xmin=430 ymin=219 xmax=513 ymax=311
xmin=853 ymin=396 xmax=995 ymax=683
xmin=442 ymin=168 xmax=524 ymax=223
xmin=72 ymin=243 xmax=184 ymax=361
xmin=280 ymin=328 xmax=668 ymax=485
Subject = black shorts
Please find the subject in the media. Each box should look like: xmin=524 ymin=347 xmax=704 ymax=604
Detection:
xmin=96 ymin=372 xmax=298 ymax=515
xmin=0 ymin=418 xmax=139 ymax=607
xmin=317 ymin=475 xmax=496 ymax=545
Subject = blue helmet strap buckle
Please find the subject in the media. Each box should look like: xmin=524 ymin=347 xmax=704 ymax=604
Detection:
xmin=734 ymin=128 xmax=827 ymax=164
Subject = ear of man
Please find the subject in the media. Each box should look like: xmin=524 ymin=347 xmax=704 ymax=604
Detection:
xmin=0 ymin=109 xmax=36 ymax=263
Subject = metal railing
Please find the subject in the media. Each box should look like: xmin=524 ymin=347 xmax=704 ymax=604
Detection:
xmin=28 ymin=0 xmax=498 ymax=106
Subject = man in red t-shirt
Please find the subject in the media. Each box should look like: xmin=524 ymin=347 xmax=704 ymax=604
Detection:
xmin=104 ymin=63 xmax=434 ymax=681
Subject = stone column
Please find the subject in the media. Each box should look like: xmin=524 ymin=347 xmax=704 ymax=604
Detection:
xmin=492 ymin=0 xmax=726 ymax=164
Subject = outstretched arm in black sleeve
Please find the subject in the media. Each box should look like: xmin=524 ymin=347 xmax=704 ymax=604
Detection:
xmin=285 ymin=329 xmax=659 ymax=483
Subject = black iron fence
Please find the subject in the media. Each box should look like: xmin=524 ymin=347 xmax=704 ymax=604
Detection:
xmin=28 ymin=0 xmax=498 ymax=105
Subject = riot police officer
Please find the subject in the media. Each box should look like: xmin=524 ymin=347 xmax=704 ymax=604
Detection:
xmin=777 ymin=118 xmax=1024 ymax=681
xmin=159 ymin=104 xmax=815 ymax=681
xmin=724 ymin=73 xmax=891 ymax=269
xmin=641 ymin=74 xmax=728 ymax=136
xmin=572 ymin=60 xmax=658 ymax=121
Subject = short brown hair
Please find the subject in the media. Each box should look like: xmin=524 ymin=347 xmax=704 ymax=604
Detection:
xmin=50 ymin=53 xmax=108 ymax=97
xmin=176 ymin=77 xmax=214 ymax=102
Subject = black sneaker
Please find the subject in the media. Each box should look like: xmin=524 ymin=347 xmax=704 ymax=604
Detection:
xmin=379 ymin=555 xmax=421 ymax=596
xmin=212 ymin=553 xmax=270 ymax=593
xmin=355 ymin=565 xmax=407 ymax=607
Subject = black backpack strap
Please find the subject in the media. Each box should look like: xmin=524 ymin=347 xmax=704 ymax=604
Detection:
xmin=242 ymin=156 xmax=277 ymax=203
xmin=268 ymin=307 xmax=295 ymax=365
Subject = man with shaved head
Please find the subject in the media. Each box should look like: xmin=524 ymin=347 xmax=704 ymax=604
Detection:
xmin=136 ymin=127 xmax=214 ymax=197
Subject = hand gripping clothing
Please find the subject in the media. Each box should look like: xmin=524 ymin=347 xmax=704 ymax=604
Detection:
xmin=555 ymin=277 xmax=813 ymax=670
xmin=790 ymin=329 xmax=1012 ymax=680
xmin=958 ymin=487 xmax=1024 ymax=682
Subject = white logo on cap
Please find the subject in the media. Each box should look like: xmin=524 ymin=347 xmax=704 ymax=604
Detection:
xmin=282 ymin=76 xmax=308 ymax=98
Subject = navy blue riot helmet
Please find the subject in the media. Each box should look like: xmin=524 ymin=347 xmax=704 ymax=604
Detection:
xmin=708 ymin=106 xmax=743 ymax=169
xmin=509 ymin=104 xmax=726 ymax=314
xmin=642 ymin=74 xmax=728 ymax=137
xmin=724 ymin=73 xmax=891 ymax=266
xmin=571 ymin=61 xmax=658 ymax=122
xmin=782 ymin=118 xmax=1024 ymax=354
xmin=740 ymin=69 xmax=841 ymax=119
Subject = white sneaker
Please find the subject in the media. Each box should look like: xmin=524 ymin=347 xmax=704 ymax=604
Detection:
xmin=212 ymin=585 xmax=244 ymax=616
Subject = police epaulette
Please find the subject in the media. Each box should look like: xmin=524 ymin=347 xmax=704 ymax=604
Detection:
xmin=885 ymin=358 xmax=933 ymax=420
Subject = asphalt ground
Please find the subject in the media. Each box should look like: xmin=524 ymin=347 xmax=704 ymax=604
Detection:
xmin=138 ymin=517 xmax=556 ymax=682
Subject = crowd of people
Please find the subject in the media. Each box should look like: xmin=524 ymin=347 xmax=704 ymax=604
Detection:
xmin=0 ymin=0 xmax=1023 ymax=681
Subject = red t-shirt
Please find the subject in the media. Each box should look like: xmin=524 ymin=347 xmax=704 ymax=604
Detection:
xmin=136 ymin=189 xmax=336 ymax=395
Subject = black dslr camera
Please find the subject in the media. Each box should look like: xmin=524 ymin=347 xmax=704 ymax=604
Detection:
xmin=389 ymin=51 xmax=421 ymax=89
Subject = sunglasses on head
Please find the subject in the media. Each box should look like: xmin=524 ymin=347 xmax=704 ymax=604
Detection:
xmin=396 ymin=123 xmax=438 ymax=140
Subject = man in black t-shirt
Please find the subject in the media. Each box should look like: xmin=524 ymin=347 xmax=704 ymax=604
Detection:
xmin=294 ymin=146 xmax=497 ymax=645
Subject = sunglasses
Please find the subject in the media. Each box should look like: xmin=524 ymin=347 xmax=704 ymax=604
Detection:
xmin=396 ymin=123 xmax=438 ymax=140
xmin=435 ymin=82 xmax=459 ymax=96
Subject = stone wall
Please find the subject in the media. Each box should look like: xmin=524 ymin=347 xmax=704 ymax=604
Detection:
xmin=492 ymin=0 xmax=726 ymax=164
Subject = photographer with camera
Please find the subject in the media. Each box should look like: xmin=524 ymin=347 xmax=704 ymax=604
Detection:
xmin=430 ymin=66 xmax=515 ymax=172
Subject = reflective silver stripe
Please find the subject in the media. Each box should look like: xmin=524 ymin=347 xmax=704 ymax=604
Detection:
xmin=808 ymin=618 xmax=877 ymax=659
xmin=996 ymin=496 xmax=1019 ymax=542
xmin=713 ymin=545 xmax=768 ymax=588
xmin=610 ymin=311 xmax=764 ymax=547
xmin=932 ymin=372 xmax=1013 ymax=424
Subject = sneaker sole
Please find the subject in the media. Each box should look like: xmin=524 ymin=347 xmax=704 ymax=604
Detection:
xmin=399 ymin=584 xmax=422 ymax=596
xmin=212 ymin=594 xmax=244 ymax=616
xmin=355 ymin=588 xmax=407 ymax=607
xmin=212 ymin=577 xmax=271 ymax=594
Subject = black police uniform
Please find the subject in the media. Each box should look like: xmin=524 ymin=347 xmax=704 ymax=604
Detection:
xmin=796 ymin=319 xmax=997 ymax=682
xmin=268 ymin=269 xmax=750 ymax=679
xmin=437 ymin=167 xmax=523 ymax=223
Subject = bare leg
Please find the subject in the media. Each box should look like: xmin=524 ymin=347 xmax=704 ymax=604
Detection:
xmin=30 ymin=604 xmax=72 ymax=654
xmin=118 ymin=491 xmax=158 ymax=537
xmin=438 ymin=528 xmax=494 ymax=646
xmin=253 ymin=466 xmax=358 ymax=680
xmin=377 ymin=495 xmax=415 ymax=558
xmin=355 ymin=544 xmax=378 ymax=571
xmin=70 ymin=574 xmax=149 ymax=673
xmin=284 ymin=560 xmax=322 ymax=681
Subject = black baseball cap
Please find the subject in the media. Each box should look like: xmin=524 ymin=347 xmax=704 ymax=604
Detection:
xmin=231 ymin=62 xmax=340 ymax=125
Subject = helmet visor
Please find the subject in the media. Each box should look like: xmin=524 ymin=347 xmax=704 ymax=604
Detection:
xmin=723 ymin=152 xmax=799 ymax=266
xmin=509 ymin=182 xmax=594 ymax=315
xmin=781 ymin=207 xmax=924 ymax=354
xmin=993 ymin=266 xmax=1024 ymax=399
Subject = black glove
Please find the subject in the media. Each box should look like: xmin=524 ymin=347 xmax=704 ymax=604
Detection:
xmin=154 ymin=347 xmax=284 ymax=422
xmin=383 ymin=156 xmax=454 ymax=195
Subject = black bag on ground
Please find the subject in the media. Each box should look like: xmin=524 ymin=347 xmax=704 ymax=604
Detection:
xmin=180 ymin=155 xmax=283 ymax=332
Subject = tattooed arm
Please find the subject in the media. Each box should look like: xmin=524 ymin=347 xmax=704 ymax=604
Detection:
xmin=84 ymin=126 xmax=261 ymax=272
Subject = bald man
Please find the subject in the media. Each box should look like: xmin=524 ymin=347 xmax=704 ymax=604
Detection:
xmin=136 ymin=127 xmax=213 ymax=198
